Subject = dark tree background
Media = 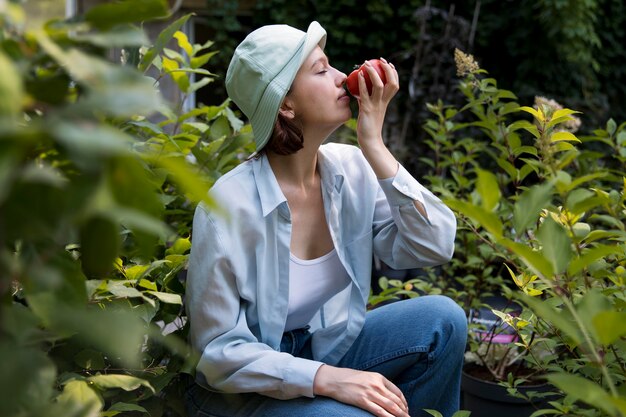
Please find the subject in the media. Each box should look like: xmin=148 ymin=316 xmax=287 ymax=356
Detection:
xmin=197 ymin=0 xmax=625 ymax=171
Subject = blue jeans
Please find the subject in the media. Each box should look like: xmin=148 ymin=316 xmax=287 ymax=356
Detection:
xmin=185 ymin=295 xmax=467 ymax=417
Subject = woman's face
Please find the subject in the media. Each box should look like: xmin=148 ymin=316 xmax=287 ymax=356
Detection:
xmin=283 ymin=46 xmax=351 ymax=133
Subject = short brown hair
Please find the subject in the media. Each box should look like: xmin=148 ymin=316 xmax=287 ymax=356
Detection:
xmin=263 ymin=113 xmax=304 ymax=155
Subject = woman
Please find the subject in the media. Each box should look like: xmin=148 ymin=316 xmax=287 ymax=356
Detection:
xmin=185 ymin=21 xmax=466 ymax=417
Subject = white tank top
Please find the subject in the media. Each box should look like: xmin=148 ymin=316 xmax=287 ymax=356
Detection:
xmin=284 ymin=248 xmax=351 ymax=331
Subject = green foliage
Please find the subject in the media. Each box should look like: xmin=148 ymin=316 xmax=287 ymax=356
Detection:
xmin=0 ymin=2 xmax=252 ymax=416
xmin=428 ymin=49 xmax=626 ymax=416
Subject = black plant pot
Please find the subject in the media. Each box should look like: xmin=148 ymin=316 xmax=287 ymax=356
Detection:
xmin=461 ymin=370 xmax=553 ymax=417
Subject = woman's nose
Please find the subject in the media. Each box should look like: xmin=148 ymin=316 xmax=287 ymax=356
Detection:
xmin=336 ymin=69 xmax=347 ymax=86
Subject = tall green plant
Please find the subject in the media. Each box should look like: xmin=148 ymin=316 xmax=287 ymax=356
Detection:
xmin=439 ymin=50 xmax=626 ymax=416
xmin=0 ymin=2 xmax=252 ymax=416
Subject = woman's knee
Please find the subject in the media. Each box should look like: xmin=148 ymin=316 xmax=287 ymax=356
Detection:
xmin=428 ymin=295 xmax=468 ymax=354
xmin=409 ymin=295 xmax=467 ymax=349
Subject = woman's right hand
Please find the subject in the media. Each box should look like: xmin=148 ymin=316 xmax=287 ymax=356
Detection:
xmin=313 ymin=364 xmax=410 ymax=417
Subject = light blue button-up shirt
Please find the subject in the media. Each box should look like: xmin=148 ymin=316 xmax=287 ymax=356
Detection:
xmin=186 ymin=142 xmax=456 ymax=400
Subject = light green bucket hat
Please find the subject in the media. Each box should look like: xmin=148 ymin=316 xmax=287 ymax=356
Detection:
xmin=225 ymin=21 xmax=327 ymax=152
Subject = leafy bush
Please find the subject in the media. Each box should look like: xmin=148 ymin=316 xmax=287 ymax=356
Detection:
xmin=0 ymin=2 xmax=252 ymax=416
xmin=428 ymin=49 xmax=625 ymax=416
xmin=368 ymin=47 xmax=626 ymax=415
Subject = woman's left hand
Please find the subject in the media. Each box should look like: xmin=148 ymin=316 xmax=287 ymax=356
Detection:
xmin=355 ymin=58 xmax=399 ymax=147
xmin=355 ymin=58 xmax=400 ymax=180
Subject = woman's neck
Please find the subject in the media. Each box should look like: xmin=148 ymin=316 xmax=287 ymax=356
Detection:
xmin=266 ymin=130 xmax=327 ymax=189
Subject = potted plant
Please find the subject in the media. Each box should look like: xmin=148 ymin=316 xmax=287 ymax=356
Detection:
xmin=436 ymin=49 xmax=626 ymax=417
xmin=373 ymin=48 xmax=626 ymax=417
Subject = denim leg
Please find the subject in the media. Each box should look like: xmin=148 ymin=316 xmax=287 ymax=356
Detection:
xmin=337 ymin=295 xmax=467 ymax=417
xmin=185 ymin=385 xmax=374 ymax=417
xmin=184 ymin=326 xmax=374 ymax=417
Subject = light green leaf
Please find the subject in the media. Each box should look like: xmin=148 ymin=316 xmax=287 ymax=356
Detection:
xmin=551 ymin=131 xmax=581 ymax=143
xmin=167 ymin=237 xmax=191 ymax=255
xmin=522 ymin=296 xmax=582 ymax=345
xmin=147 ymin=155 xmax=214 ymax=206
xmin=125 ymin=264 xmax=151 ymax=281
xmin=576 ymin=289 xmax=611 ymax=345
xmin=57 ymin=380 xmax=103 ymax=414
xmin=546 ymin=373 xmax=618 ymax=416
xmin=0 ymin=50 xmax=23 ymax=118
xmin=138 ymin=278 xmax=158 ymax=291
xmin=568 ymin=244 xmax=622 ymax=275
xmin=476 ymin=168 xmax=500 ymax=211
xmin=191 ymin=50 xmax=219 ymax=69
xmin=537 ymin=217 xmax=573 ymax=275
xmin=517 ymin=106 xmax=544 ymax=121
xmin=146 ymin=290 xmax=182 ymax=304
xmin=424 ymin=409 xmax=443 ymax=417
xmin=513 ymin=183 xmax=553 ymax=232
xmin=593 ymin=311 xmax=626 ymax=345
xmin=88 ymin=374 xmax=155 ymax=393
xmin=445 ymin=199 xmax=503 ymax=238
xmin=607 ymin=118 xmax=617 ymax=136
xmin=500 ymin=238 xmax=553 ymax=278
xmin=140 ymin=14 xmax=192 ymax=72
xmin=51 ymin=121 xmax=133 ymax=155
xmin=107 ymin=282 xmax=144 ymax=299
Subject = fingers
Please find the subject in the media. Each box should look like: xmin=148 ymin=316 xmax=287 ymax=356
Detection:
xmin=359 ymin=59 xmax=399 ymax=103
xmin=371 ymin=391 xmax=410 ymax=417
xmin=382 ymin=377 xmax=409 ymax=412
xmin=379 ymin=57 xmax=399 ymax=87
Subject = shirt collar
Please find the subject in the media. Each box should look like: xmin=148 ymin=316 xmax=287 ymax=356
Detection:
xmin=317 ymin=145 xmax=345 ymax=194
xmin=251 ymin=145 xmax=346 ymax=217
xmin=252 ymin=153 xmax=287 ymax=217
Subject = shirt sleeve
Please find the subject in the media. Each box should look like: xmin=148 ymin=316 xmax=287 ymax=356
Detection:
xmin=372 ymin=163 xmax=457 ymax=269
xmin=186 ymin=205 xmax=325 ymax=399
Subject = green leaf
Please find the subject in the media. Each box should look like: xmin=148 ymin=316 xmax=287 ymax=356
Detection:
xmin=593 ymin=311 xmax=626 ymax=345
xmin=173 ymin=31 xmax=193 ymax=57
xmin=140 ymin=14 xmax=192 ymax=72
xmin=0 ymin=342 xmax=57 ymax=417
xmin=551 ymin=131 xmax=581 ymax=143
xmin=57 ymin=380 xmax=103 ymax=414
xmin=88 ymin=374 xmax=155 ymax=393
xmin=148 ymin=155 xmax=214 ymax=206
xmin=517 ymin=106 xmax=544 ymax=121
xmin=0 ymin=50 xmax=23 ymax=117
xmin=51 ymin=121 xmax=132 ymax=155
xmin=445 ymin=199 xmax=503 ymax=238
xmin=163 ymin=56 xmax=190 ymax=92
xmin=108 ymin=402 xmax=149 ymax=413
xmin=476 ymin=168 xmax=500 ymax=211
xmin=85 ymin=0 xmax=169 ymax=30
xmin=424 ymin=409 xmax=443 ymax=417
xmin=500 ymin=238 xmax=554 ymax=278
xmin=607 ymin=118 xmax=617 ymax=136
xmin=568 ymin=244 xmax=622 ymax=275
xmin=167 ymin=237 xmax=191 ymax=255
xmin=522 ymin=296 xmax=582 ymax=345
xmin=546 ymin=373 xmax=618 ymax=416
xmin=513 ymin=183 xmax=553 ymax=232
xmin=73 ymin=25 xmax=149 ymax=47
xmin=537 ymin=217 xmax=573 ymax=275
xmin=146 ymin=290 xmax=183 ymax=304
xmin=191 ymin=50 xmax=219 ymax=69
xmin=576 ymin=289 xmax=612 ymax=345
